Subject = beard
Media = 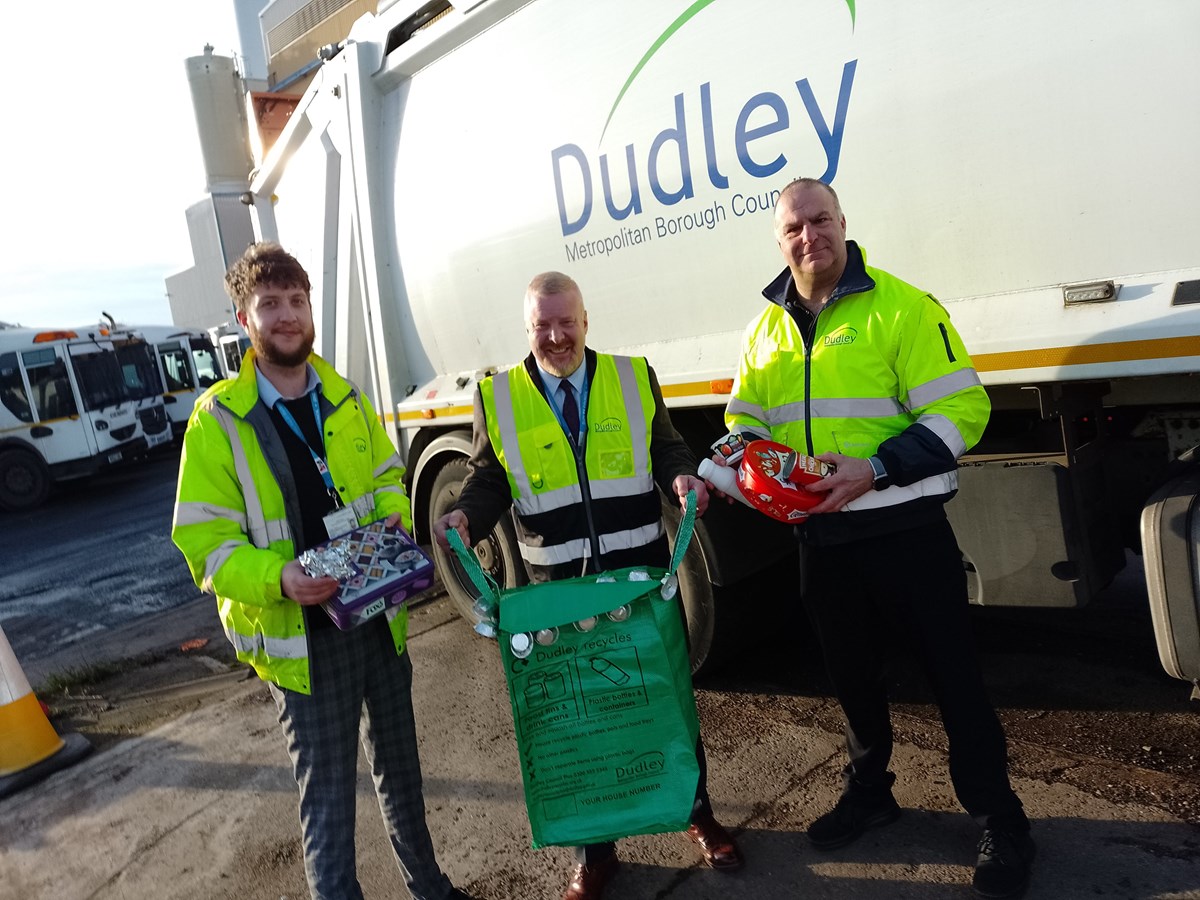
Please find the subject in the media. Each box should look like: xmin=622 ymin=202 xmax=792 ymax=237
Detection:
xmin=250 ymin=324 xmax=315 ymax=367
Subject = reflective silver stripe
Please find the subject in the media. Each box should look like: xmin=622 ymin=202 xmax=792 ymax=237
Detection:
xmin=350 ymin=492 xmax=376 ymax=520
xmin=491 ymin=370 xmax=532 ymax=502
xmin=598 ymin=520 xmax=664 ymax=554
xmin=518 ymin=520 xmax=664 ymax=566
xmin=907 ymin=368 xmax=982 ymax=410
xmin=223 ymin=624 xmax=309 ymax=660
xmin=514 ymin=483 xmax=583 ymax=516
xmin=810 ymin=397 xmax=906 ymax=419
xmin=264 ymin=518 xmax=290 ymax=543
xmin=766 ymin=397 xmax=905 ymax=426
xmin=845 ymin=470 xmax=958 ymax=511
xmin=917 ymin=413 xmax=967 ymax=458
xmin=174 ymin=500 xmax=246 ymax=531
xmin=212 ymin=404 xmax=272 ymax=548
xmin=202 ymin=539 xmax=245 ymax=592
xmin=510 ymin=473 xmax=654 ymax=517
xmin=612 ymin=356 xmax=649 ymax=475
xmin=589 ymin=473 xmax=655 ymax=500
xmin=373 ymin=454 xmax=403 ymax=479
xmin=520 ymin=538 xmax=590 ymax=566
xmin=726 ymin=397 xmax=769 ymax=425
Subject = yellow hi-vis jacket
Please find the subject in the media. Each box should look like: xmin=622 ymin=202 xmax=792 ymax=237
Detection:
xmin=727 ymin=243 xmax=989 ymax=539
xmin=480 ymin=353 xmax=662 ymax=575
xmin=171 ymin=350 xmax=410 ymax=694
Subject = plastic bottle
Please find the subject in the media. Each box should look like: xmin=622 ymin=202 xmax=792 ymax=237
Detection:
xmin=697 ymin=458 xmax=755 ymax=508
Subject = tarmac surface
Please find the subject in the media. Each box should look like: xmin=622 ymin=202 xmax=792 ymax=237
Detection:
xmin=4 ymin=591 xmax=1200 ymax=900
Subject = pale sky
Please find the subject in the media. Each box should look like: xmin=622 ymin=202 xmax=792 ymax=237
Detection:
xmin=0 ymin=2 xmax=243 ymax=330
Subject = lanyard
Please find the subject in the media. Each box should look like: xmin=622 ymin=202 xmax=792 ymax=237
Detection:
xmin=548 ymin=369 xmax=590 ymax=448
xmin=275 ymin=391 xmax=341 ymax=506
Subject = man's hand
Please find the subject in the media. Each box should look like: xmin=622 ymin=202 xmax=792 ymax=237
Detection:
xmin=672 ymin=474 xmax=709 ymax=517
xmin=382 ymin=511 xmax=408 ymax=533
xmin=280 ymin=559 xmax=340 ymax=607
xmin=433 ymin=510 xmax=471 ymax=549
xmin=802 ymin=453 xmax=875 ymax=514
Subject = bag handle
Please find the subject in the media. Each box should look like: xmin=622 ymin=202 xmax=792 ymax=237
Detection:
xmin=667 ymin=489 xmax=697 ymax=576
xmin=445 ymin=489 xmax=698 ymax=618
xmin=447 ymin=527 xmax=501 ymax=620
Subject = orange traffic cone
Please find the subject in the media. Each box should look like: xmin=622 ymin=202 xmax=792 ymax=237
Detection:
xmin=0 ymin=623 xmax=92 ymax=798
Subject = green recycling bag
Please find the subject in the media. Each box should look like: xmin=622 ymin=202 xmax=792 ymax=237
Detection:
xmin=450 ymin=494 xmax=701 ymax=848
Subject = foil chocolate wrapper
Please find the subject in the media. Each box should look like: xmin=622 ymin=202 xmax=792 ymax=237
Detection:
xmin=298 ymin=544 xmax=360 ymax=582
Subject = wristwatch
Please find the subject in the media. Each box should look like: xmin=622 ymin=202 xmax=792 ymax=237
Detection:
xmin=868 ymin=455 xmax=892 ymax=491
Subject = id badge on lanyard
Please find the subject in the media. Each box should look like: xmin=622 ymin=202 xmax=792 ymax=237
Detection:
xmin=316 ymin=457 xmax=358 ymax=537
xmin=323 ymin=505 xmax=359 ymax=539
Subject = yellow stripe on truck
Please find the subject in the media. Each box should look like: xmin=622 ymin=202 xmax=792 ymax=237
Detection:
xmin=396 ymin=337 xmax=1200 ymax=422
xmin=397 ymin=405 xmax=473 ymax=423
xmin=973 ymin=335 xmax=1200 ymax=373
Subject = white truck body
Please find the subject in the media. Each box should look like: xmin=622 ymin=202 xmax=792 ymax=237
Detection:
xmin=0 ymin=328 xmax=159 ymax=511
xmin=124 ymin=325 xmax=224 ymax=438
xmin=238 ymin=0 xmax=1200 ymax=679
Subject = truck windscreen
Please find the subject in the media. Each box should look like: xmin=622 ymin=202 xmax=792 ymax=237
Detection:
xmin=71 ymin=349 xmax=130 ymax=411
xmin=116 ymin=340 xmax=165 ymax=400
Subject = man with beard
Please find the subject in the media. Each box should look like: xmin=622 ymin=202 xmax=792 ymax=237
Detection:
xmin=433 ymin=271 xmax=741 ymax=900
xmin=172 ymin=243 xmax=476 ymax=900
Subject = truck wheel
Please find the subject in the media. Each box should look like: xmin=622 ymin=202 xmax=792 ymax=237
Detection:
xmin=427 ymin=457 xmax=526 ymax=626
xmin=662 ymin=494 xmax=717 ymax=676
xmin=0 ymin=449 xmax=51 ymax=512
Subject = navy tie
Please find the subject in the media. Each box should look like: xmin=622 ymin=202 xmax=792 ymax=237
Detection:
xmin=559 ymin=379 xmax=580 ymax=439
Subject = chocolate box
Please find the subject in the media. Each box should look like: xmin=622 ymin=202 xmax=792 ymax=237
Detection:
xmin=313 ymin=520 xmax=436 ymax=630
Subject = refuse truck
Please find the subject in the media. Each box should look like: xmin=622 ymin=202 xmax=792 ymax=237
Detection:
xmin=0 ymin=326 xmax=164 ymax=511
xmin=203 ymin=0 xmax=1200 ymax=682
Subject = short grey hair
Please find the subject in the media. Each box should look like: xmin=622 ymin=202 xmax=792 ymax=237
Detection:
xmin=524 ymin=271 xmax=585 ymax=320
xmin=776 ymin=177 xmax=843 ymax=217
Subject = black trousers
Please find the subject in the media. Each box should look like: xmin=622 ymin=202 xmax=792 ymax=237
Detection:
xmin=801 ymin=517 xmax=1027 ymax=831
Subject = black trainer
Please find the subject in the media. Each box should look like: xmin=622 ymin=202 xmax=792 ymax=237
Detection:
xmin=973 ymin=828 xmax=1036 ymax=898
xmin=807 ymin=791 xmax=901 ymax=849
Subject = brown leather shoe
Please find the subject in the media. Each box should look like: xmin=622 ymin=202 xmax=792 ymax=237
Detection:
xmin=686 ymin=810 xmax=743 ymax=870
xmin=562 ymin=854 xmax=620 ymax=900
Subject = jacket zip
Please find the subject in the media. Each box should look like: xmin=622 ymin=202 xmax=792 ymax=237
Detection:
xmin=802 ymin=307 xmax=822 ymax=457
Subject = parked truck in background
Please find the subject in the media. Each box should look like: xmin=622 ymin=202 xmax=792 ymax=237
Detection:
xmin=191 ymin=0 xmax=1200 ymax=685
xmin=105 ymin=324 xmax=174 ymax=452
xmin=118 ymin=324 xmax=223 ymax=439
xmin=0 ymin=325 xmax=164 ymax=511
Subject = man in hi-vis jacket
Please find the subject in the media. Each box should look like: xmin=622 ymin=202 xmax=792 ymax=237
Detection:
xmin=713 ymin=178 xmax=1034 ymax=900
xmin=173 ymin=242 xmax=475 ymax=900
xmin=434 ymin=271 xmax=741 ymax=900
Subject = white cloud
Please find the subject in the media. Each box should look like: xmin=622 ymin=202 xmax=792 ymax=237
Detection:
xmin=0 ymin=1 xmax=242 ymax=327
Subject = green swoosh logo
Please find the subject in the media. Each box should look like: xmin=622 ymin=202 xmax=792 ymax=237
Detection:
xmin=599 ymin=0 xmax=857 ymax=144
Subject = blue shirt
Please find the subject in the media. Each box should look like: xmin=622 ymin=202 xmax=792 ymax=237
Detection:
xmin=255 ymin=362 xmax=322 ymax=409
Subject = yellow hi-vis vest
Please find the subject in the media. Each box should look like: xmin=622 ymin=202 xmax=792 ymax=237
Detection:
xmin=172 ymin=351 xmax=410 ymax=694
xmin=726 ymin=257 xmax=989 ymax=513
xmin=480 ymin=354 xmax=660 ymax=570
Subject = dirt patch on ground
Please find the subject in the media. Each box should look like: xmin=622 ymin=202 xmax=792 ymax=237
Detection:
xmin=41 ymin=639 xmax=256 ymax=754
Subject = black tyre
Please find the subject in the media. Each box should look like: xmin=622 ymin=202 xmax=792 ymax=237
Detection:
xmin=0 ymin=448 xmax=51 ymax=512
xmin=427 ymin=456 xmax=526 ymax=625
xmin=662 ymin=493 xmax=718 ymax=676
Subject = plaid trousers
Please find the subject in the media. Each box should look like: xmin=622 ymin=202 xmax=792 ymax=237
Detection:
xmin=269 ymin=614 xmax=454 ymax=900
